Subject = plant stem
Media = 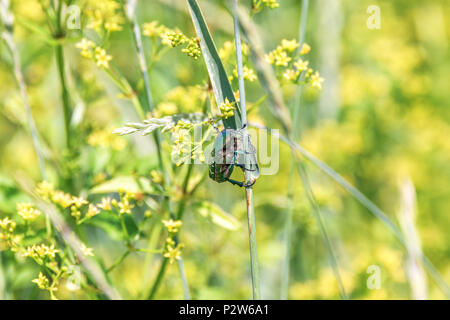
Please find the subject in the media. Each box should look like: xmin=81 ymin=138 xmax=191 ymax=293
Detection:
xmin=107 ymin=250 xmax=131 ymax=273
xmin=53 ymin=2 xmax=71 ymax=149
xmin=281 ymin=0 xmax=309 ymax=300
xmin=1 ymin=2 xmax=52 ymax=239
xmin=233 ymin=0 xmax=261 ymax=300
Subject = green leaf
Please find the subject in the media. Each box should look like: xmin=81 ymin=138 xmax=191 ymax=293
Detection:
xmin=186 ymin=0 xmax=241 ymax=129
xmin=89 ymin=176 xmax=157 ymax=195
xmin=194 ymin=201 xmax=241 ymax=231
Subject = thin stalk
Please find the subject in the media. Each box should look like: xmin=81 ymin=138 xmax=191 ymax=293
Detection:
xmin=53 ymin=3 xmax=72 ymax=149
xmin=233 ymin=0 xmax=261 ymax=300
xmin=236 ymin=4 xmax=346 ymax=299
xmin=1 ymin=2 xmax=52 ymax=239
xmin=281 ymin=0 xmax=309 ymax=300
xmin=122 ymin=0 xmax=190 ymax=299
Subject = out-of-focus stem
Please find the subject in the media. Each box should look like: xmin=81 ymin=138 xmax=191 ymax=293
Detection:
xmin=233 ymin=0 xmax=261 ymax=300
xmin=1 ymin=1 xmax=51 ymax=238
xmin=282 ymin=0 xmax=309 ymax=300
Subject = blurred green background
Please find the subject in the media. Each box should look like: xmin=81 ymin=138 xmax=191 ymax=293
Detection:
xmin=0 ymin=0 xmax=449 ymax=299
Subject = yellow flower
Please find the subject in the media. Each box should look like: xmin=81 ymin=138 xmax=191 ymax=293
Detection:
xmin=233 ymin=66 xmax=257 ymax=82
xmin=98 ymin=197 xmax=112 ymax=211
xmin=81 ymin=244 xmax=94 ymax=257
xmin=86 ymin=204 xmax=100 ymax=218
xmin=283 ymin=69 xmax=299 ymax=81
xmin=118 ymin=199 xmax=134 ymax=215
xmin=32 ymin=272 xmax=50 ymax=290
xmin=162 ymin=219 xmax=183 ymax=233
xmin=36 ymin=181 xmax=54 ymax=200
xmin=265 ymin=51 xmax=275 ymax=64
xmin=294 ymin=58 xmax=309 ymax=72
xmin=0 ymin=217 xmax=16 ymax=233
xmin=75 ymin=38 xmax=95 ymax=58
xmin=95 ymin=47 xmax=112 ymax=68
xmin=281 ymin=39 xmax=299 ymax=52
xmin=17 ymin=203 xmax=41 ymax=221
xmin=219 ymin=98 xmax=235 ymax=119
xmin=52 ymin=191 xmax=73 ymax=208
xmin=275 ymin=51 xmax=291 ymax=67
xmin=219 ymin=41 xmax=234 ymax=61
xmin=71 ymin=196 xmax=88 ymax=208
xmin=310 ymin=71 xmax=324 ymax=89
xmin=150 ymin=170 xmax=163 ymax=184
xmin=299 ymin=43 xmax=311 ymax=55
xmin=143 ymin=21 xmax=160 ymax=37
xmin=163 ymin=243 xmax=184 ymax=264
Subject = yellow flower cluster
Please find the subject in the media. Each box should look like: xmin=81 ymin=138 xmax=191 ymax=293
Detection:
xmin=266 ymin=39 xmax=324 ymax=89
xmin=143 ymin=21 xmax=201 ymax=59
xmin=162 ymin=219 xmax=183 ymax=233
xmin=23 ymin=243 xmax=59 ymax=260
xmin=0 ymin=217 xmax=16 ymax=240
xmin=76 ymin=39 xmax=113 ymax=69
xmin=171 ymin=127 xmax=192 ymax=166
xmin=219 ymin=41 xmax=256 ymax=83
xmin=219 ymin=98 xmax=236 ymax=119
xmin=157 ymin=86 xmax=206 ymax=116
xmin=17 ymin=203 xmax=41 ymax=221
xmin=84 ymin=0 xmax=124 ymax=33
xmin=36 ymin=181 xmax=107 ymax=223
xmin=252 ymin=0 xmax=280 ymax=12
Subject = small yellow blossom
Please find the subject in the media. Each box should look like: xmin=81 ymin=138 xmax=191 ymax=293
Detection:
xmin=36 ymin=181 xmax=54 ymax=200
xmin=143 ymin=21 xmax=161 ymax=37
xmin=0 ymin=217 xmax=16 ymax=233
xmin=75 ymin=38 xmax=95 ymax=58
xmin=118 ymin=199 xmax=134 ymax=215
xmin=281 ymin=39 xmax=299 ymax=52
xmin=32 ymin=272 xmax=50 ymax=290
xmin=17 ymin=203 xmax=41 ymax=221
xmin=71 ymin=196 xmax=88 ymax=208
xmin=294 ymin=58 xmax=309 ymax=72
xmin=310 ymin=71 xmax=324 ymax=89
xmin=162 ymin=219 xmax=183 ymax=233
xmin=233 ymin=66 xmax=257 ymax=82
xmin=87 ymin=204 xmax=100 ymax=218
xmin=275 ymin=51 xmax=291 ymax=67
xmin=150 ymin=170 xmax=163 ymax=184
xmin=299 ymin=43 xmax=311 ymax=55
xmin=81 ymin=244 xmax=94 ymax=257
xmin=52 ymin=191 xmax=73 ymax=208
xmin=283 ymin=69 xmax=299 ymax=81
xmin=95 ymin=47 xmax=112 ymax=68
xmin=163 ymin=243 xmax=184 ymax=264
xmin=98 ymin=197 xmax=112 ymax=211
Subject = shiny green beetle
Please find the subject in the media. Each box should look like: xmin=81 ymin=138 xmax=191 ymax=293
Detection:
xmin=209 ymin=123 xmax=259 ymax=188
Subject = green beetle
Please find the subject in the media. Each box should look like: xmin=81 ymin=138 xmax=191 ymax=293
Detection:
xmin=209 ymin=123 xmax=259 ymax=188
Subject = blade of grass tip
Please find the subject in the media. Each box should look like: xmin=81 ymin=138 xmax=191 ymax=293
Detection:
xmin=250 ymin=123 xmax=450 ymax=298
xmin=281 ymin=0 xmax=310 ymax=300
xmin=232 ymin=0 xmax=261 ymax=300
xmin=1 ymin=1 xmax=52 ymax=239
xmin=14 ymin=175 xmax=122 ymax=300
xmin=186 ymin=0 xmax=241 ymax=129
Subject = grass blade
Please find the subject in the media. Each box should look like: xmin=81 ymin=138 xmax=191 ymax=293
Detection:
xmin=186 ymin=0 xmax=241 ymax=129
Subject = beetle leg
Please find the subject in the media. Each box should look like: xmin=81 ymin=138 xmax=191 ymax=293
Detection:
xmin=226 ymin=178 xmax=244 ymax=188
